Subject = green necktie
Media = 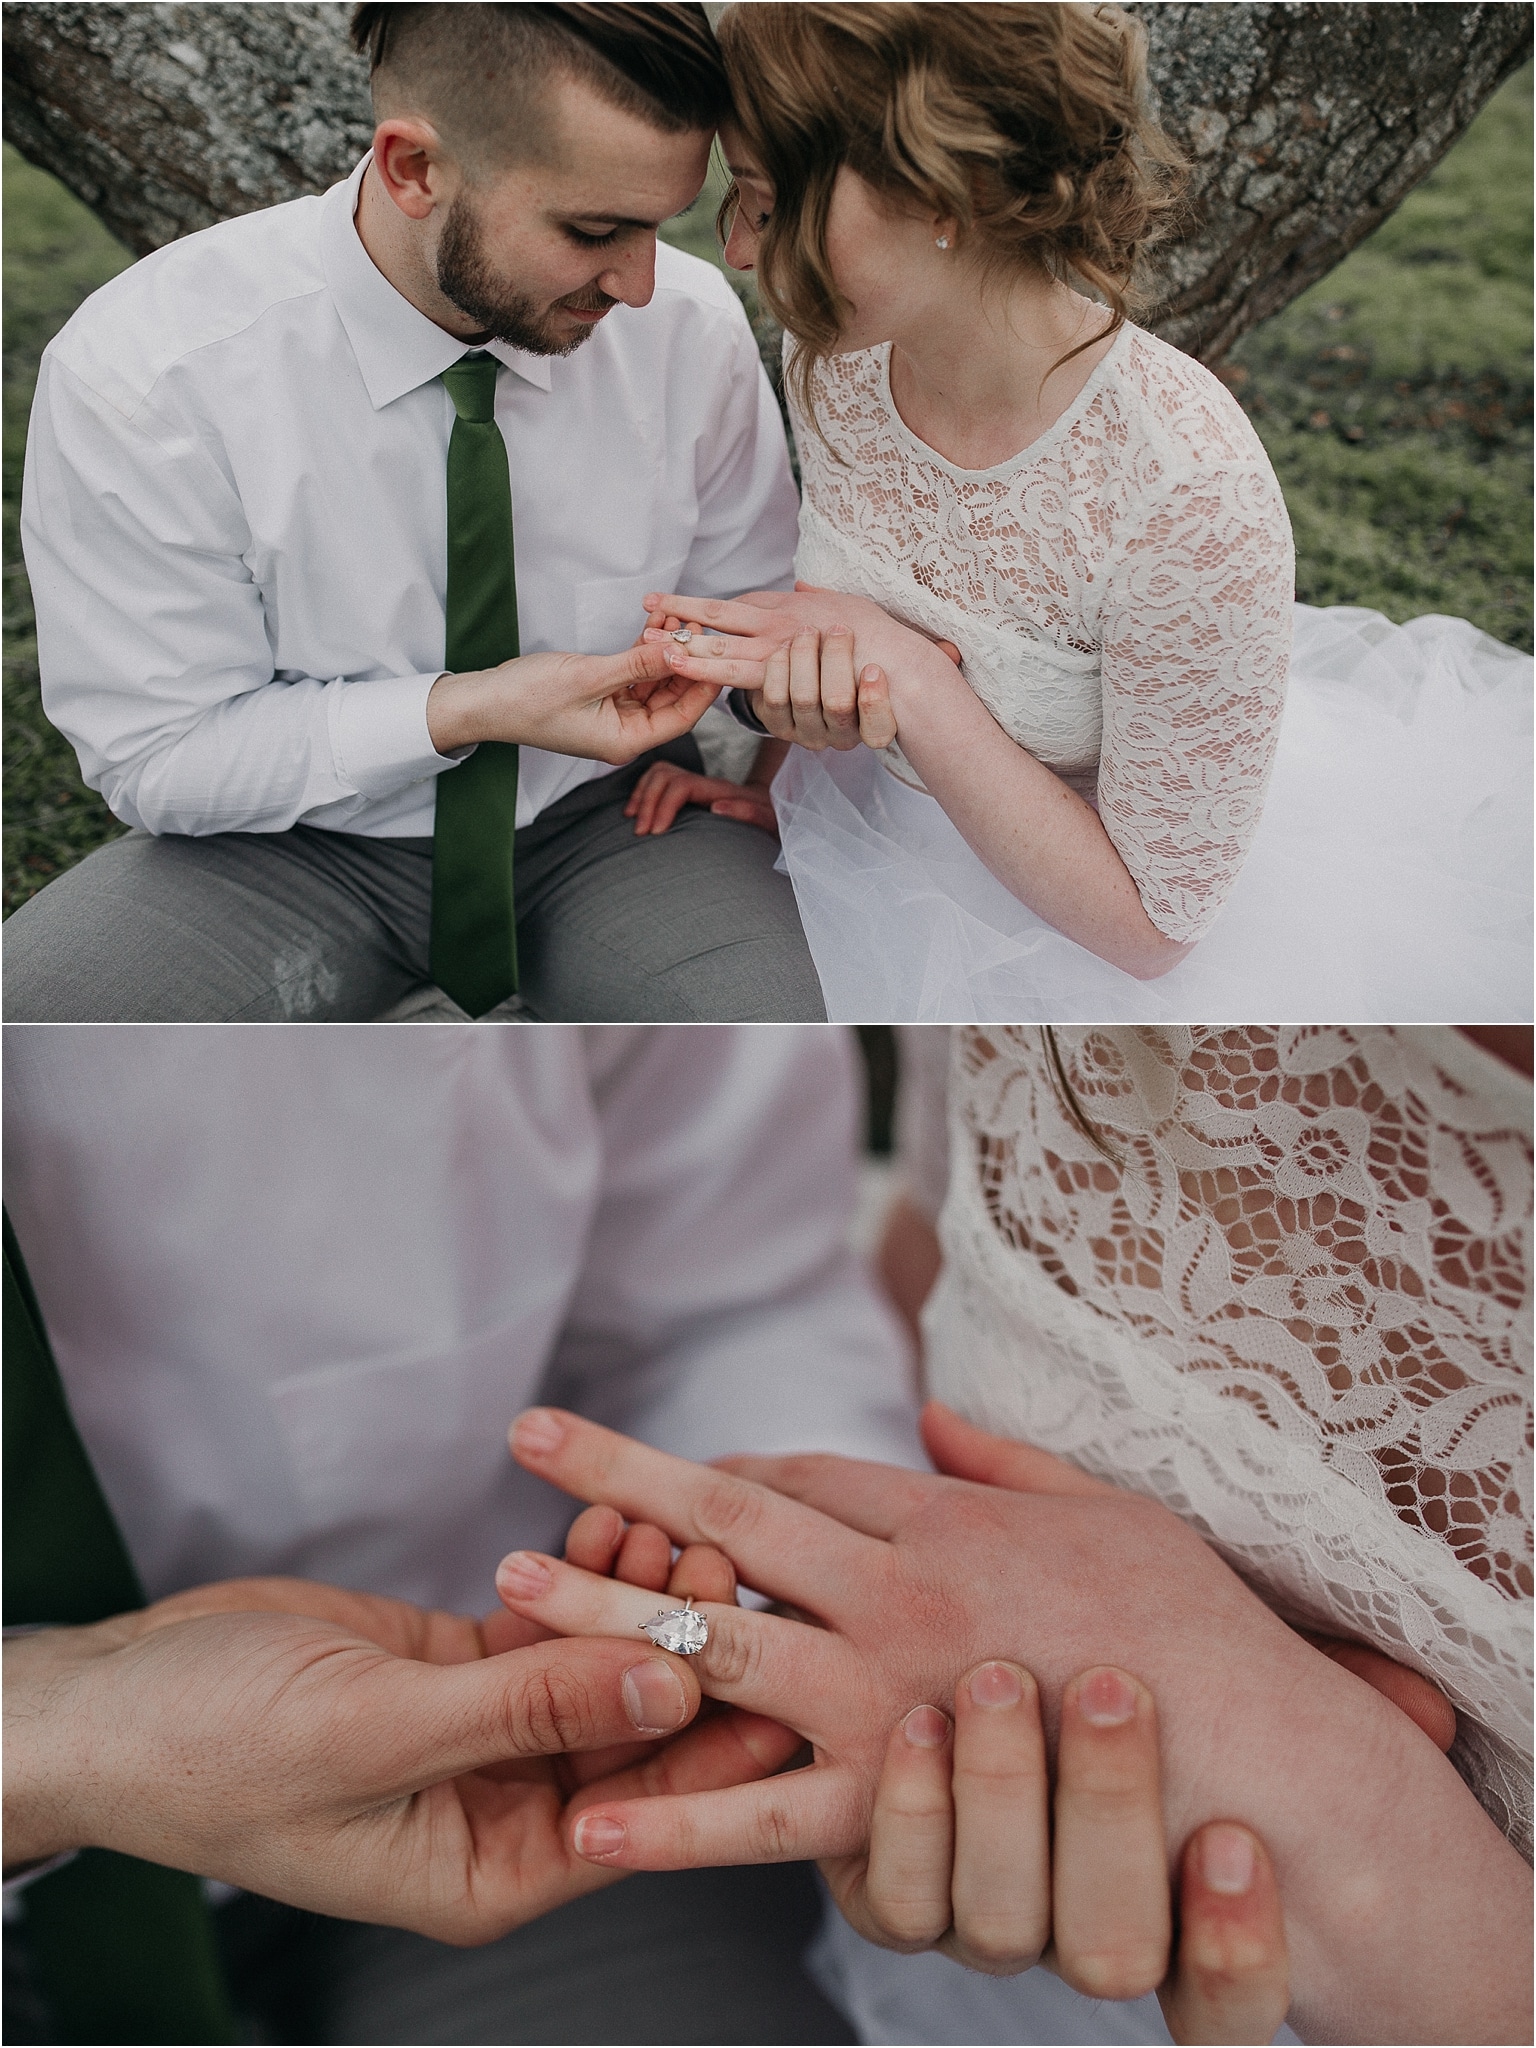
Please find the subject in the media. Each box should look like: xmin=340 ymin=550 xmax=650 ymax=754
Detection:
xmin=3 ymin=1214 xmax=239 ymax=2044
xmin=430 ymin=351 xmax=522 ymax=1018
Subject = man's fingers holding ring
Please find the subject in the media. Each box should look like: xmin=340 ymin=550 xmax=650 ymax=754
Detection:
xmin=493 ymin=1551 xmax=821 ymax=1722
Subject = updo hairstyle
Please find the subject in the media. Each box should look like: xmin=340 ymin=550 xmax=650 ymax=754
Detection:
xmin=716 ymin=3 xmax=1186 ymax=417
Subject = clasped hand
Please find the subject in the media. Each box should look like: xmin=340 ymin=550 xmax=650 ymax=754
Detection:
xmin=641 ymin=583 xmax=964 ymax=754
xmin=555 ymin=1494 xmax=1291 ymax=2046
xmin=497 ymin=1405 xmax=1494 ymax=2046
xmin=500 ymin=1409 xmax=1314 ymax=2041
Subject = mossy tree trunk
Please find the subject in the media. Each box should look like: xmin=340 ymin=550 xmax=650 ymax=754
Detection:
xmin=2 ymin=1 xmax=1530 ymax=367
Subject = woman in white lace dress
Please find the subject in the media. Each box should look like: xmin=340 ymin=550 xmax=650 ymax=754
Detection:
xmin=643 ymin=3 xmax=1531 ymax=1023
xmin=802 ymin=1022 xmax=1533 ymax=2042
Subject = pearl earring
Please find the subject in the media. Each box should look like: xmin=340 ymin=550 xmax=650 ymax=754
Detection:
xmin=935 ymin=235 xmax=950 ymax=249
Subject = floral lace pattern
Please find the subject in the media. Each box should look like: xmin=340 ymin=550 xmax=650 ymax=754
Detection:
xmin=792 ymin=328 xmax=1296 ymax=942
xmin=923 ymin=1027 xmax=1534 ymax=1855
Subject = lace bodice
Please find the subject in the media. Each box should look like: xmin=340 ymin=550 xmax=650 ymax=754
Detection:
xmin=792 ymin=328 xmax=1295 ymax=943
xmin=918 ymin=1027 xmax=1534 ymax=1856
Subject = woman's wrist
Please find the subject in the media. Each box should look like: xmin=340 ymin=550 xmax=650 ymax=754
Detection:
xmin=1250 ymin=1673 xmax=1532 ymax=2042
xmin=884 ymin=645 xmax=992 ymax=762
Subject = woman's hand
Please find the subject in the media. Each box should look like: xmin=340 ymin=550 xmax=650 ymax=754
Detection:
xmin=920 ymin=1403 xmax=1459 ymax=1754
xmin=566 ymin=1498 xmax=1290 ymax=2042
xmin=647 ymin=613 xmax=899 ymax=754
xmin=746 ymin=632 xmax=897 ymax=753
xmin=623 ymin=760 xmax=779 ymax=837
xmin=847 ymin=1661 xmax=1287 ymax=2045
xmin=641 ymin=587 xmax=963 ymax=751
xmin=494 ymin=1407 xmax=1374 ymax=1876
xmin=553 ymin=1505 xmax=781 ymax=1791
xmin=495 ymin=1407 xmax=1532 ymax=2046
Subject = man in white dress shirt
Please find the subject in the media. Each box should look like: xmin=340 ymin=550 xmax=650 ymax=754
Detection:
xmin=3 ymin=1024 xmax=917 ymax=2041
xmin=8 ymin=3 xmax=818 ymax=1024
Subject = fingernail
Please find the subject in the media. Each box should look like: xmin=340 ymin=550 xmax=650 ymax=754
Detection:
xmin=623 ymin=1658 xmax=690 ymax=1734
xmin=860 ymin=665 xmax=882 ymax=683
xmin=1076 ymin=1668 xmax=1139 ymax=1728
xmin=968 ymin=1661 xmax=1023 ymax=1709
xmin=573 ymin=1812 xmax=628 ymax=1860
xmin=495 ymin=1550 xmax=553 ymax=1600
xmin=830 ymin=623 xmax=852 ymax=637
xmin=512 ymin=1408 xmax=565 ymax=1458
xmin=903 ymin=1704 xmax=949 ymax=1748
xmin=1201 ymin=1824 xmax=1256 ymax=1895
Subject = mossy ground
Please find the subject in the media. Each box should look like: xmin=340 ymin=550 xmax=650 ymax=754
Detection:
xmin=3 ymin=148 xmax=135 ymax=909
xmin=4 ymin=65 xmax=1529 ymax=911
xmin=1221 ymin=62 xmax=1532 ymax=651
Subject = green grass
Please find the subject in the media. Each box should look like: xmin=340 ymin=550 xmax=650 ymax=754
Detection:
xmin=4 ymin=68 xmax=1530 ymax=911
xmin=1222 ymin=62 xmax=1532 ymax=648
xmin=3 ymin=146 xmax=134 ymax=910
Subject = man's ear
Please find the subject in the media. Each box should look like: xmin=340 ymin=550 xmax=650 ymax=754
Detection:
xmin=372 ymin=117 xmax=452 ymax=221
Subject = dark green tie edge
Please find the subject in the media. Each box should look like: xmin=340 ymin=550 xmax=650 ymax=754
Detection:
xmin=3 ymin=1214 xmax=240 ymax=2044
xmin=430 ymin=352 xmax=523 ymax=1018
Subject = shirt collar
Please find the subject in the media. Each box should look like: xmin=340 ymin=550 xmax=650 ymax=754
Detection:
xmin=321 ymin=155 xmax=554 ymax=408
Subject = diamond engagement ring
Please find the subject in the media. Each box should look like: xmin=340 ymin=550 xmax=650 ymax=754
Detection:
xmin=670 ymin=627 xmax=694 ymax=644
xmin=640 ymin=1595 xmax=709 ymax=1656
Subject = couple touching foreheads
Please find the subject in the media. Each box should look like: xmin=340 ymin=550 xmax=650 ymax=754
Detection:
xmin=12 ymin=1 xmax=1529 ymax=1024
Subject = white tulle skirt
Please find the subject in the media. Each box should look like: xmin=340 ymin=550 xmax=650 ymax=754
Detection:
xmin=773 ymin=605 xmax=1533 ymax=1023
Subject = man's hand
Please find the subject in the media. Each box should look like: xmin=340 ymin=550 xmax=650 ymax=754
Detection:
xmin=496 ymin=1408 xmax=1532 ymax=2045
xmin=622 ymin=761 xmax=778 ymax=838
xmin=425 ymin=643 xmax=719 ymax=766
xmin=2 ymin=1574 xmax=795 ymax=1946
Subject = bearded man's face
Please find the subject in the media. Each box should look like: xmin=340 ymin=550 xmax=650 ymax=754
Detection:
xmin=435 ymin=188 xmax=618 ymax=355
xmin=427 ymin=75 xmax=712 ymax=354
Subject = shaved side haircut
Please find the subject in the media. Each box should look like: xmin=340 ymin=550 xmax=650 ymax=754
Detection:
xmin=350 ymin=3 xmax=731 ymax=166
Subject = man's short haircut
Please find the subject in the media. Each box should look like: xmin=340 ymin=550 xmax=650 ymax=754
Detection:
xmin=350 ymin=3 xmax=731 ymax=163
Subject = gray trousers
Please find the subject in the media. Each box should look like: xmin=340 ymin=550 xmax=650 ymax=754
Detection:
xmin=2 ymin=740 xmax=825 ymax=1023
xmin=3 ymin=1865 xmax=856 ymax=2046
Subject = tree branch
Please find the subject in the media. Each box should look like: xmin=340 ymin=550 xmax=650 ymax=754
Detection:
xmin=2 ymin=2 xmax=1530 ymax=363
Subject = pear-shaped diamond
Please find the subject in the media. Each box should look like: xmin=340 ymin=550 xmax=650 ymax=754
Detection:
xmin=641 ymin=1605 xmax=709 ymax=1655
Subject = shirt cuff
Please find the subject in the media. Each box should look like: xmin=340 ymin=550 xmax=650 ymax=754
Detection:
xmin=724 ymin=688 xmax=769 ymax=736
xmin=329 ymin=671 xmax=465 ymax=801
xmin=4 ymin=1851 xmax=77 ymax=1908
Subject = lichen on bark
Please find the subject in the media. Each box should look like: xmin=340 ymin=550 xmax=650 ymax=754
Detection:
xmin=2 ymin=2 xmax=1530 ymax=368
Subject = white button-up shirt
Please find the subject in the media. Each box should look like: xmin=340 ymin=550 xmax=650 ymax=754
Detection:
xmin=20 ymin=156 xmax=799 ymax=837
xmin=3 ymin=1025 xmax=918 ymax=1616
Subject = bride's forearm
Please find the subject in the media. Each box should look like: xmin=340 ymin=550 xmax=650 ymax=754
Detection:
xmin=1279 ymin=1737 xmax=1532 ymax=2046
xmin=891 ymin=664 xmax=1187 ymax=980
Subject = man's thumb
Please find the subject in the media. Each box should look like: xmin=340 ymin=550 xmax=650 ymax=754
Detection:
xmin=393 ymin=1637 xmax=701 ymax=1786
xmin=596 ymin=640 xmax=675 ymax=696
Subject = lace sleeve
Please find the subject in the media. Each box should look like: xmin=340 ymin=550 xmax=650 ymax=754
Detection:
xmin=932 ymin=1024 xmax=1533 ymax=1855
xmin=1096 ymin=375 xmax=1295 ymax=945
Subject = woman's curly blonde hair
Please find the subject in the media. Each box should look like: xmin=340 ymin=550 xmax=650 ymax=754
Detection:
xmin=716 ymin=2 xmax=1187 ymax=426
